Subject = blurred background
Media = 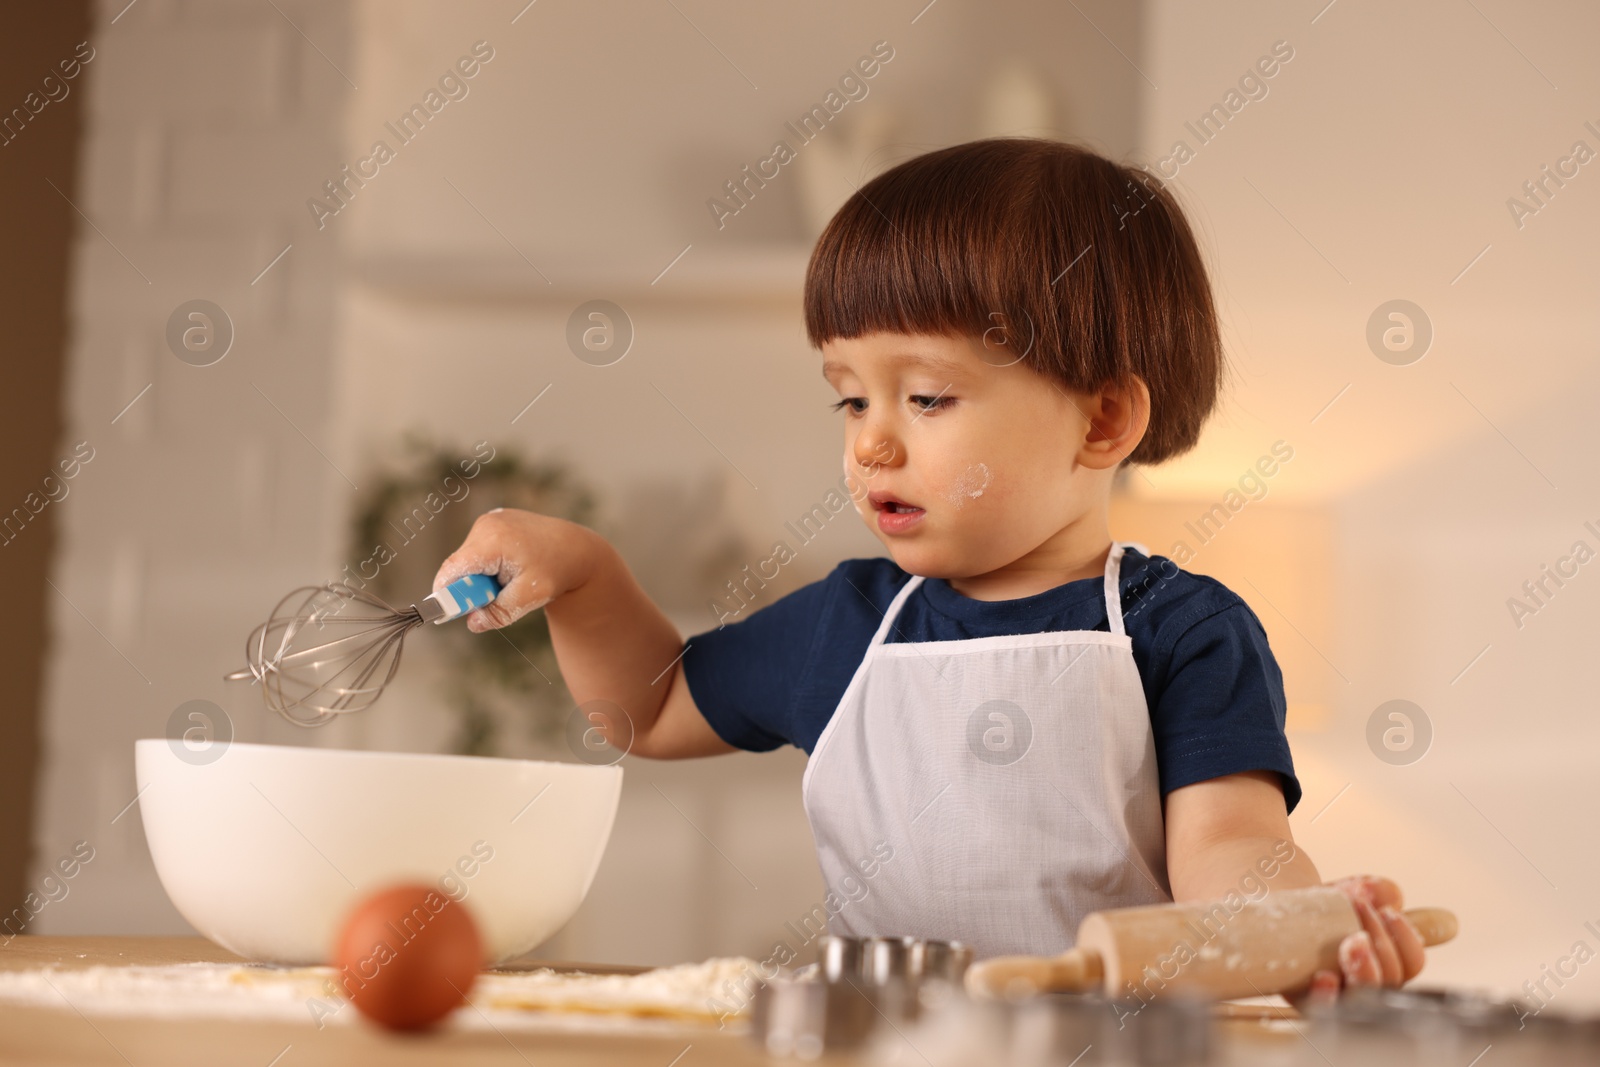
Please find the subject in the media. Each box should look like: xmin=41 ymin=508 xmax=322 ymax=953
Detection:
xmin=3 ymin=0 xmax=1597 ymax=1005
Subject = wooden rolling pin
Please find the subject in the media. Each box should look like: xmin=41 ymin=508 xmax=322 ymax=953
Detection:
xmin=965 ymin=885 xmax=1457 ymax=1000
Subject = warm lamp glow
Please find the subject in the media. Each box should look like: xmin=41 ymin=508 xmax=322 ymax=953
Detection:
xmin=1111 ymin=491 xmax=1335 ymax=734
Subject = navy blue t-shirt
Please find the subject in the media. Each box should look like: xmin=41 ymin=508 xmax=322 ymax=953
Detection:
xmin=682 ymin=545 xmax=1302 ymax=814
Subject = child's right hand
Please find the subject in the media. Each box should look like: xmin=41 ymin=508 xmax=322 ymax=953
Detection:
xmin=432 ymin=508 xmax=598 ymax=632
xmin=437 ymin=506 xmax=731 ymax=760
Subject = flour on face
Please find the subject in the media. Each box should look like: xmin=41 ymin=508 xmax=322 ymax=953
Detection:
xmin=946 ymin=463 xmax=992 ymax=509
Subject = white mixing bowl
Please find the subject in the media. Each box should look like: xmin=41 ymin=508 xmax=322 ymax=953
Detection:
xmin=135 ymin=739 xmax=623 ymax=965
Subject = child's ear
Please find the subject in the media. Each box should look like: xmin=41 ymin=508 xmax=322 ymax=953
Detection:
xmin=1077 ymin=375 xmax=1150 ymax=470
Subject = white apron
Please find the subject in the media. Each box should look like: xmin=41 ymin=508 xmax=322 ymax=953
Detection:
xmin=801 ymin=541 xmax=1171 ymax=959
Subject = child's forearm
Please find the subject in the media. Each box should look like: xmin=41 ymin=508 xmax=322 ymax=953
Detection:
xmin=542 ymin=525 xmax=686 ymax=745
xmin=1169 ymin=833 xmax=1324 ymax=904
xmin=1164 ymin=771 xmax=1323 ymax=904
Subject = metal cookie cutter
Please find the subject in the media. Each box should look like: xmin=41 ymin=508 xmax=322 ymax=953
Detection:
xmin=751 ymin=936 xmax=972 ymax=1059
xmin=750 ymin=976 xmax=881 ymax=1060
xmin=819 ymin=934 xmax=974 ymax=987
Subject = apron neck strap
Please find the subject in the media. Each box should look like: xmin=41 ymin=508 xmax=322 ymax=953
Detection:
xmin=1103 ymin=541 xmax=1127 ymax=636
xmin=872 ymin=573 xmax=924 ymax=647
xmin=885 ymin=545 xmax=1127 ymax=639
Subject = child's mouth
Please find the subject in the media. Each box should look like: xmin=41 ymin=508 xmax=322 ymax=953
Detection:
xmin=868 ymin=491 xmax=926 ymax=534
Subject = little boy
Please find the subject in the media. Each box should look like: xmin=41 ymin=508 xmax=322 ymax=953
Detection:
xmin=436 ymin=138 xmax=1425 ymax=997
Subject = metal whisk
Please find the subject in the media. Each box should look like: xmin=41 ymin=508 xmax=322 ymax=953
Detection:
xmin=225 ymin=574 xmax=501 ymax=727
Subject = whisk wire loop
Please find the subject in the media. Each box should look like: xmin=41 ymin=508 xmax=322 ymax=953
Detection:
xmin=227 ymin=584 xmax=432 ymax=727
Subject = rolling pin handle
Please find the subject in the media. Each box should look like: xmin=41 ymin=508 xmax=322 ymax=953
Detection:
xmin=963 ymin=948 xmax=1103 ymax=998
xmin=1400 ymin=906 xmax=1457 ymax=946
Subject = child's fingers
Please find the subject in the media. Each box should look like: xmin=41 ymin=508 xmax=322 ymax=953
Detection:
xmin=434 ymin=555 xmax=507 ymax=595
xmin=433 ymin=513 xmax=522 ymax=621
xmin=1330 ymin=874 xmax=1404 ymax=910
xmin=464 ymin=577 xmax=550 ymax=632
xmin=436 ymin=552 xmax=517 ymax=630
xmin=1361 ymin=876 xmax=1404 ymax=911
xmin=1380 ymin=904 xmax=1428 ymax=982
xmin=433 ymin=508 xmax=519 ymax=589
xmin=1337 ymin=929 xmax=1382 ymax=986
xmin=1350 ymin=899 xmax=1405 ymax=985
xmin=1307 ymin=968 xmax=1341 ymax=1003
xmin=464 ymin=603 xmax=506 ymax=633
xmin=1286 ymin=968 xmax=1342 ymax=1012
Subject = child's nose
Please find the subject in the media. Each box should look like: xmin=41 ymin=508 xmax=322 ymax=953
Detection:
xmin=851 ymin=427 xmax=902 ymax=473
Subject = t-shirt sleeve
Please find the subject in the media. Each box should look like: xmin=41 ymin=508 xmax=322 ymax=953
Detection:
xmin=1151 ymin=600 xmax=1303 ymax=814
xmin=680 ymin=576 xmax=831 ymax=752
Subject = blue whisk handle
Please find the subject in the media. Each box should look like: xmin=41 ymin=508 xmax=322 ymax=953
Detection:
xmin=420 ymin=574 xmax=502 ymax=624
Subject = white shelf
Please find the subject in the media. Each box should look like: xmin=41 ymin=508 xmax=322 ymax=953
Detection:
xmin=349 ymin=243 xmax=813 ymax=306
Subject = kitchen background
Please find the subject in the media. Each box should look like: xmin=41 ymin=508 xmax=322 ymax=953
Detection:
xmin=4 ymin=0 xmax=1597 ymax=1007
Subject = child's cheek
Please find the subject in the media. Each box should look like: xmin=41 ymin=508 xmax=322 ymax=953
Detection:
xmin=942 ymin=462 xmax=993 ymax=510
xmin=843 ymin=453 xmax=870 ymax=519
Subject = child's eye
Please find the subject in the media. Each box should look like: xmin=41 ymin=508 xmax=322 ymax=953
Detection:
xmin=830 ymin=396 xmax=953 ymax=416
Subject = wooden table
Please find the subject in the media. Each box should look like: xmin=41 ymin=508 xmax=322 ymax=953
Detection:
xmin=0 ymin=936 xmax=776 ymax=1066
xmin=0 ymin=937 xmax=1298 ymax=1066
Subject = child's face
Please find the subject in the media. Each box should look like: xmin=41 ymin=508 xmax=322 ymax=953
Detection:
xmin=822 ymin=331 xmax=1102 ymax=580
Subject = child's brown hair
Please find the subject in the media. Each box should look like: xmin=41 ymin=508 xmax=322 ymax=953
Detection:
xmin=803 ymin=137 xmax=1222 ymax=466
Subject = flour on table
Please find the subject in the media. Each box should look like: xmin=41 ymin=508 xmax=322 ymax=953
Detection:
xmin=0 ymin=956 xmax=761 ymax=1032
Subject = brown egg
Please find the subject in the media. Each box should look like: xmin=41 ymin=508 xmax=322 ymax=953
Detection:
xmin=331 ymin=882 xmax=483 ymax=1031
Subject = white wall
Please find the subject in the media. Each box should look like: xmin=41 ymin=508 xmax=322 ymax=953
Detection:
xmin=1138 ymin=0 xmax=1597 ymax=496
xmin=1141 ymin=0 xmax=1600 ymax=1004
xmin=32 ymin=0 xmax=359 ymax=935
xmin=1317 ymin=375 xmax=1600 ymax=1004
